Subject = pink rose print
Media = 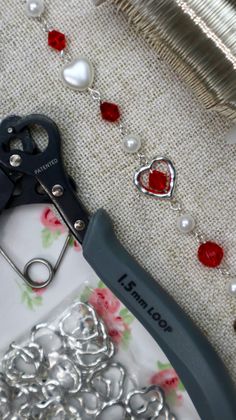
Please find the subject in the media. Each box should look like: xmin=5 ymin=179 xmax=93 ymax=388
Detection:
xmin=88 ymin=288 xmax=121 ymax=318
xmin=81 ymin=282 xmax=134 ymax=349
xmin=41 ymin=207 xmax=82 ymax=251
xmin=41 ymin=207 xmax=66 ymax=233
xmin=32 ymin=287 xmax=47 ymax=296
xmin=150 ymin=362 xmax=185 ymax=407
xmin=150 ymin=368 xmax=179 ymax=394
xmin=72 ymin=239 xmax=81 ymax=252
xmin=104 ymin=314 xmax=130 ymax=345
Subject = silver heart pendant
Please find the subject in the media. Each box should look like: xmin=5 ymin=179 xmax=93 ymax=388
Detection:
xmin=125 ymin=385 xmax=164 ymax=418
xmin=134 ymin=156 xmax=176 ymax=199
xmin=61 ymin=56 xmax=94 ymax=91
xmin=59 ymin=302 xmax=100 ymax=343
xmin=90 ymin=362 xmax=126 ymax=402
xmin=47 ymin=354 xmax=82 ymax=394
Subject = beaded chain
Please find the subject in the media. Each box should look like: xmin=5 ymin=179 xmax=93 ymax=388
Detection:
xmin=23 ymin=0 xmax=236 ymax=300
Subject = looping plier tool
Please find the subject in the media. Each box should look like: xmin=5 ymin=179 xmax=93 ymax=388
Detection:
xmin=0 ymin=113 xmax=235 ymax=420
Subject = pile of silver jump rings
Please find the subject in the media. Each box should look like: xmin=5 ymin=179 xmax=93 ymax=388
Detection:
xmin=0 ymin=301 xmax=176 ymax=419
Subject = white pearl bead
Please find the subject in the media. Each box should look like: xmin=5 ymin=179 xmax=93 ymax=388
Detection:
xmin=61 ymin=57 xmax=94 ymax=92
xmin=122 ymin=133 xmax=141 ymax=154
xmin=25 ymin=0 xmax=45 ymax=18
xmin=228 ymin=280 xmax=236 ymax=296
xmin=177 ymin=214 xmax=196 ymax=234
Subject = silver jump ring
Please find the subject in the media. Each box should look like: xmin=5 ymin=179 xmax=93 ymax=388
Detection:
xmin=217 ymin=267 xmax=231 ymax=277
xmin=119 ymin=122 xmax=129 ymax=136
xmin=137 ymin=154 xmax=148 ymax=166
xmin=88 ymin=88 xmax=102 ymax=102
xmin=169 ymin=199 xmax=183 ymax=212
xmin=194 ymin=230 xmax=206 ymax=244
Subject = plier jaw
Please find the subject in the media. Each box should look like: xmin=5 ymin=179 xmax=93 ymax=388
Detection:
xmin=0 ymin=115 xmax=50 ymax=211
xmin=0 ymin=114 xmax=88 ymax=243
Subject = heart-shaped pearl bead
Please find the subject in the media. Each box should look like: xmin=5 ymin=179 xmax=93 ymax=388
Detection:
xmin=61 ymin=57 xmax=94 ymax=91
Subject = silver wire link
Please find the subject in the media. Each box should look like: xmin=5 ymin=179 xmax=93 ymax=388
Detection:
xmin=88 ymin=87 xmax=102 ymax=103
xmin=60 ymin=49 xmax=73 ymax=65
xmin=37 ymin=15 xmax=52 ymax=33
xmin=217 ymin=267 xmax=232 ymax=277
xmin=137 ymin=153 xmax=148 ymax=166
xmin=194 ymin=230 xmax=206 ymax=244
xmin=169 ymin=198 xmax=183 ymax=213
xmin=118 ymin=121 xmax=129 ymax=136
xmin=0 ymin=301 xmax=175 ymax=419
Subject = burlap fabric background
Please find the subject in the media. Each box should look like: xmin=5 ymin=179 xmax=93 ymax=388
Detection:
xmin=1 ymin=0 xmax=236 ymax=382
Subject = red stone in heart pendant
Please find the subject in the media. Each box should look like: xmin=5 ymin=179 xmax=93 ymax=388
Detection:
xmin=134 ymin=157 xmax=176 ymax=199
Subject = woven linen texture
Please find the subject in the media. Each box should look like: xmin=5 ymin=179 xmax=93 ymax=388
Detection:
xmin=1 ymin=0 xmax=235 ymax=381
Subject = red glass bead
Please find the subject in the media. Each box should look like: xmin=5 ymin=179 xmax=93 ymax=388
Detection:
xmin=48 ymin=30 xmax=66 ymax=52
xmin=148 ymin=170 xmax=169 ymax=193
xmin=198 ymin=241 xmax=224 ymax=268
xmin=100 ymin=102 xmax=120 ymax=122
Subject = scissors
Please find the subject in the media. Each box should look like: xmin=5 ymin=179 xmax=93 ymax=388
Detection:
xmin=0 ymin=113 xmax=235 ymax=420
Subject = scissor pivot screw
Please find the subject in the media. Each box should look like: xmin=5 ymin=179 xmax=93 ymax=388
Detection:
xmin=74 ymin=220 xmax=85 ymax=231
xmin=7 ymin=127 xmax=13 ymax=134
xmin=9 ymin=154 xmax=22 ymax=167
xmin=52 ymin=184 xmax=64 ymax=197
